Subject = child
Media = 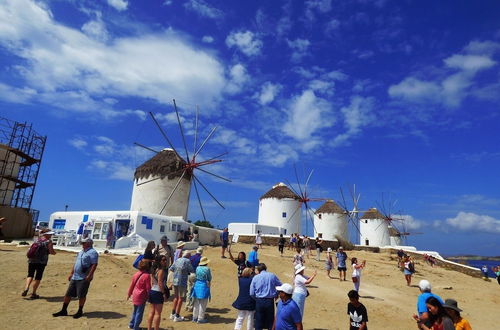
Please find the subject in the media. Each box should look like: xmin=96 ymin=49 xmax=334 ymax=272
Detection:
xmin=278 ymin=234 xmax=286 ymax=257
xmin=325 ymin=247 xmax=333 ymax=278
xmin=127 ymin=260 xmax=152 ymax=330
xmin=347 ymin=290 xmax=368 ymax=330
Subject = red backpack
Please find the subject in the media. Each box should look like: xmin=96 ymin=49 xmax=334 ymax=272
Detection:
xmin=27 ymin=241 xmax=41 ymax=259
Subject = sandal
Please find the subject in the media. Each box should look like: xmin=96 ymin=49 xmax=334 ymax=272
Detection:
xmin=21 ymin=289 xmax=28 ymax=297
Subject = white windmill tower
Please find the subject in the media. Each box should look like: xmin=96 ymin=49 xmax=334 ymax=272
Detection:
xmin=359 ymin=208 xmax=390 ymax=247
xmin=258 ymin=182 xmax=301 ymax=235
xmin=313 ymin=200 xmax=348 ymax=241
xmin=130 ymin=99 xmax=230 ymax=221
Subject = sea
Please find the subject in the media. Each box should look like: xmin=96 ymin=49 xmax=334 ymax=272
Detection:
xmin=463 ymin=259 xmax=498 ymax=278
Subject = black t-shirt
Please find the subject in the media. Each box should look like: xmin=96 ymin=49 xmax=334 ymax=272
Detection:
xmin=315 ymin=238 xmax=322 ymax=249
xmin=278 ymin=238 xmax=286 ymax=246
xmin=347 ymin=302 xmax=368 ymax=330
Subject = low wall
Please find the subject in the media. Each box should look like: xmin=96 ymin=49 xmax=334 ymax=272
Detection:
xmin=232 ymin=234 xmax=341 ymax=250
xmin=195 ymin=226 xmax=222 ymax=246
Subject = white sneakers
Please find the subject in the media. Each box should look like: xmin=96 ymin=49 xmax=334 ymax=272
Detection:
xmin=169 ymin=313 xmax=175 ymax=320
xmin=174 ymin=316 xmax=185 ymax=322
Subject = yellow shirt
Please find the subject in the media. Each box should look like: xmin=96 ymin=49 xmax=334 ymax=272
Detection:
xmin=455 ymin=317 xmax=472 ymax=330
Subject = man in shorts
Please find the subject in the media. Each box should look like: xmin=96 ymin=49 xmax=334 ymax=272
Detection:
xmin=169 ymin=250 xmax=194 ymax=322
xmin=53 ymin=237 xmax=98 ymax=318
xmin=336 ymin=246 xmax=348 ymax=281
xmin=220 ymin=227 xmax=229 ymax=258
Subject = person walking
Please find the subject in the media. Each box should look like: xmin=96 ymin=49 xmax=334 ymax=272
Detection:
xmin=147 ymin=255 xmax=168 ymax=330
xmin=22 ymin=229 xmax=56 ymax=299
xmin=169 ymin=250 xmax=194 ymax=322
xmin=442 ymin=298 xmax=472 ymax=330
xmin=403 ymin=255 xmax=415 ymax=286
xmin=415 ymin=280 xmax=444 ymax=326
xmin=248 ymin=246 xmax=259 ymax=268
xmin=52 ymin=238 xmax=98 ymax=319
xmin=127 ymin=259 xmax=151 ymax=330
xmin=228 ymin=249 xmax=252 ymax=277
xmin=292 ymin=248 xmax=305 ymax=267
xmin=314 ymin=236 xmax=323 ymax=261
xmin=325 ymin=247 xmax=334 ymax=278
xmin=250 ymin=263 xmax=282 ymax=330
xmin=336 ymin=247 xmax=348 ymax=281
xmin=272 ymin=283 xmax=303 ymax=330
xmin=186 ymin=247 xmax=203 ymax=312
xmin=292 ymin=265 xmax=317 ymax=317
xmin=232 ymin=268 xmax=256 ymax=330
xmin=347 ymin=290 xmax=368 ymax=330
xmin=303 ymin=236 xmax=311 ymax=259
xmin=256 ymin=230 xmax=263 ymax=249
xmin=220 ymin=228 xmax=229 ymax=258
xmin=413 ymin=296 xmax=454 ymax=330
xmin=278 ymin=234 xmax=286 ymax=257
xmin=351 ymin=257 xmax=366 ymax=292
xmin=190 ymin=256 xmax=211 ymax=324
xmin=173 ymin=241 xmax=185 ymax=262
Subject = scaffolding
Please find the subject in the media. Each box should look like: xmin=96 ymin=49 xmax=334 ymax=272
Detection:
xmin=0 ymin=117 xmax=46 ymax=216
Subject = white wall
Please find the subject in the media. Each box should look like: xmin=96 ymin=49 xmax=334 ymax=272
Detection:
xmin=228 ymin=222 xmax=286 ymax=236
xmin=258 ymin=198 xmax=301 ymax=235
xmin=130 ymin=174 xmax=191 ymax=220
xmin=313 ymin=212 xmax=348 ymax=241
xmin=359 ymin=218 xmax=391 ymax=247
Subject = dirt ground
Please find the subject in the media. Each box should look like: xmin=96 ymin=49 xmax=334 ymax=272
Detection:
xmin=0 ymin=242 xmax=497 ymax=329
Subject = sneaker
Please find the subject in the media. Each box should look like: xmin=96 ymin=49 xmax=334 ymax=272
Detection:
xmin=52 ymin=310 xmax=68 ymax=317
xmin=192 ymin=318 xmax=198 ymax=323
xmin=169 ymin=313 xmax=175 ymax=320
xmin=197 ymin=319 xmax=208 ymax=324
xmin=21 ymin=289 xmax=28 ymax=297
xmin=174 ymin=316 xmax=184 ymax=322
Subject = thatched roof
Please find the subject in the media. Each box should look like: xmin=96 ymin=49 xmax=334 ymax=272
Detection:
xmin=315 ymin=200 xmax=344 ymax=214
xmin=134 ymin=149 xmax=191 ymax=181
xmin=360 ymin=208 xmax=385 ymax=220
xmin=259 ymin=182 xmax=300 ymax=200
xmin=388 ymin=226 xmax=400 ymax=237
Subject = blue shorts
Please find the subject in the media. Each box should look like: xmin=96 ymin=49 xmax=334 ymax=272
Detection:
xmin=404 ymin=269 xmax=412 ymax=275
xmin=148 ymin=290 xmax=164 ymax=304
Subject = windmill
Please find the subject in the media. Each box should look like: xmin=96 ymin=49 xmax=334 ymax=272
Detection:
xmin=337 ymin=184 xmax=366 ymax=245
xmin=130 ymin=99 xmax=230 ymax=222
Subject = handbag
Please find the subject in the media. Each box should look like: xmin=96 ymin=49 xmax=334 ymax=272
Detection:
xmin=306 ymin=289 xmax=310 ymax=297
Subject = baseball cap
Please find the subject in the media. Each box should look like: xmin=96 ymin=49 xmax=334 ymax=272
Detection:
xmin=276 ymin=283 xmax=293 ymax=295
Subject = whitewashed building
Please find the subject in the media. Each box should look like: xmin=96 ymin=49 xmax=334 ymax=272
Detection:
xmin=359 ymin=208 xmax=391 ymax=247
xmin=313 ymin=200 xmax=348 ymax=241
xmin=258 ymin=183 xmax=301 ymax=235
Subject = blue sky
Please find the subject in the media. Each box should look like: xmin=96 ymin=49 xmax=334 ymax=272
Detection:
xmin=1 ymin=0 xmax=499 ymax=256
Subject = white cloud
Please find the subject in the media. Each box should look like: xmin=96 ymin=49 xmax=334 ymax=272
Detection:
xmin=305 ymin=0 xmax=332 ymax=21
xmin=89 ymin=160 xmax=134 ymax=180
xmin=225 ymin=63 xmax=249 ymax=94
xmin=81 ymin=19 xmax=109 ymax=43
xmin=440 ymin=211 xmax=500 ymax=234
xmin=398 ymin=215 xmax=423 ymax=230
xmin=68 ymin=137 xmax=88 ymax=149
xmin=388 ymin=77 xmax=441 ymax=103
xmin=464 ymin=40 xmax=500 ymax=56
xmin=202 ymin=35 xmax=214 ymax=43
xmin=283 ymin=90 xmax=333 ymax=148
xmin=444 ymin=54 xmax=496 ymax=72
xmin=325 ymin=19 xmax=340 ymax=33
xmin=0 ymin=82 xmax=37 ymax=104
xmin=211 ymin=127 xmax=256 ymax=155
xmin=287 ymin=38 xmax=311 ymax=63
xmin=107 ymin=0 xmax=128 ymax=11
xmin=226 ymin=30 xmax=263 ymax=57
xmin=332 ymin=96 xmax=374 ymax=147
xmin=259 ymin=143 xmax=299 ymax=167
xmin=0 ymin=0 xmax=227 ymax=118
xmin=184 ymin=0 xmax=223 ymax=19
xmin=256 ymin=82 xmax=281 ymax=105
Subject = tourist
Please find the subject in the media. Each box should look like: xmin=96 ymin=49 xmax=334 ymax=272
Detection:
xmin=155 ymin=235 xmax=174 ymax=269
xmin=232 ymin=268 xmax=256 ymax=330
xmin=248 ymin=245 xmax=259 ymax=268
xmin=143 ymin=240 xmax=156 ymax=266
xmin=273 ymin=283 xmax=303 ymax=330
xmin=173 ymin=241 xmax=185 ymax=262
xmin=52 ymin=237 xmax=98 ymax=319
xmin=325 ymin=247 xmax=334 ymax=278
xmin=415 ymin=279 xmax=444 ymax=326
xmin=191 ymin=229 xmax=199 ymax=242
xmin=303 ymin=236 xmax=311 ymax=259
xmin=127 ymin=259 xmax=151 ymax=330
xmin=443 ymin=298 xmax=472 ymax=330
xmin=278 ymin=234 xmax=286 ymax=257
xmin=292 ymin=264 xmax=317 ymax=317
xmin=147 ymin=255 xmax=167 ymax=330
xmin=397 ymin=249 xmax=406 ymax=268
xmin=347 ymin=289 xmax=368 ymax=330
xmin=314 ymin=236 xmax=323 ymax=261
xmin=169 ymin=250 xmax=194 ymax=322
xmin=220 ymin=227 xmax=229 ymax=258
xmin=493 ymin=265 xmax=500 ymax=285
xmin=228 ymin=248 xmax=251 ymax=277
xmin=191 ymin=256 xmax=211 ymax=324
xmin=336 ymin=246 xmax=348 ymax=281
xmin=351 ymin=257 xmax=366 ymax=292
xmin=413 ymin=296 xmax=454 ymax=330
xmin=481 ymin=265 xmax=488 ymax=278
xmin=186 ymin=247 xmax=203 ymax=312
xmin=292 ymin=247 xmax=305 ymax=267
xmin=289 ymin=234 xmax=297 ymax=251
xmin=22 ymin=228 xmax=56 ymax=299
xmin=183 ymin=229 xmax=192 ymax=242
xmin=250 ymin=263 xmax=282 ymax=330
xmin=403 ymin=255 xmax=415 ymax=286
xmin=256 ymin=230 xmax=263 ymax=249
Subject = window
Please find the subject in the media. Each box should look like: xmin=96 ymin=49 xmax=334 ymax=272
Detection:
xmin=160 ymin=225 xmax=165 ymax=233
xmin=282 ymin=212 xmax=287 ymax=218
xmin=53 ymin=219 xmax=66 ymax=229
xmin=318 ymin=214 xmax=322 ymax=219
xmin=92 ymin=222 xmax=109 ymax=240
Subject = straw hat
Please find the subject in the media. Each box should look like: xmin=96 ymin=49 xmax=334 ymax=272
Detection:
xmin=196 ymin=247 xmax=203 ymax=254
xmin=177 ymin=241 xmax=185 ymax=248
xmin=199 ymin=257 xmax=210 ymax=266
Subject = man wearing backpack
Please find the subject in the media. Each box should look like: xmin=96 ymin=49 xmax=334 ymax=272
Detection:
xmin=22 ymin=229 xmax=56 ymax=299
xmin=53 ymin=237 xmax=98 ymax=319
